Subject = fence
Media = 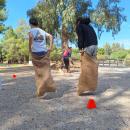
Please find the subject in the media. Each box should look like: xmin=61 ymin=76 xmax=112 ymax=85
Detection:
xmin=98 ymin=59 xmax=125 ymax=67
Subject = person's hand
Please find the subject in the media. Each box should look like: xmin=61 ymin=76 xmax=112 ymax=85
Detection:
xmin=79 ymin=50 xmax=84 ymax=56
xmin=48 ymin=47 xmax=52 ymax=52
xmin=79 ymin=50 xmax=82 ymax=53
xmin=47 ymin=48 xmax=53 ymax=55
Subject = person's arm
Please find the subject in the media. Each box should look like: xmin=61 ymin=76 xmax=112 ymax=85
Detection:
xmin=46 ymin=33 xmax=53 ymax=51
xmin=77 ymin=25 xmax=84 ymax=50
xmin=29 ymin=32 xmax=33 ymax=53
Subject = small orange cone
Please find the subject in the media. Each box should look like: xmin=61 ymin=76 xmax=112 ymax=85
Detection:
xmin=12 ymin=74 xmax=16 ymax=79
xmin=86 ymin=98 xmax=96 ymax=109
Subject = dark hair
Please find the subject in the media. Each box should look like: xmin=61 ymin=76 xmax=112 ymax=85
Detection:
xmin=76 ymin=17 xmax=82 ymax=25
xmin=29 ymin=18 xmax=38 ymax=26
xmin=76 ymin=17 xmax=91 ymax=25
xmin=80 ymin=17 xmax=91 ymax=25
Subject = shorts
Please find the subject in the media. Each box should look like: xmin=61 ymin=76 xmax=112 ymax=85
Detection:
xmin=84 ymin=45 xmax=97 ymax=57
xmin=63 ymin=57 xmax=69 ymax=70
xmin=32 ymin=51 xmax=48 ymax=56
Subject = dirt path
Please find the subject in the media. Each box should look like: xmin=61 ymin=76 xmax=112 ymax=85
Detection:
xmin=0 ymin=66 xmax=130 ymax=130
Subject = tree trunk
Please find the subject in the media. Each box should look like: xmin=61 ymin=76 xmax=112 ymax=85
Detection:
xmin=62 ymin=26 xmax=69 ymax=48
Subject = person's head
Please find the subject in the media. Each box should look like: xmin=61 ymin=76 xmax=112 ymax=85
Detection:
xmin=29 ymin=18 xmax=39 ymax=27
xmin=68 ymin=47 xmax=72 ymax=51
xmin=76 ymin=17 xmax=82 ymax=25
xmin=80 ymin=17 xmax=91 ymax=25
xmin=76 ymin=17 xmax=91 ymax=25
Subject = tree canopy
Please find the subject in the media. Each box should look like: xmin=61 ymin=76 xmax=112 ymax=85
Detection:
xmin=0 ymin=20 xmax=30 ymax=63
xmin=27 ymin=0 xmax=126 ymax=46
xmin=91 ymin=0 xmax=126 ymax=38
xmin=0 ymin=0 xmax=7 ymax=33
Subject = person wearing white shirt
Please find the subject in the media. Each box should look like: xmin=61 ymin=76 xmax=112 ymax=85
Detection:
xmin=28 ymin=18 xmax=56 ymax=97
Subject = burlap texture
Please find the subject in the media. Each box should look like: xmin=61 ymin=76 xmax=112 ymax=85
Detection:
xmin=77 ymin=53 xmax=98 ymax=95
xmin=31 ymin=53 xmax=56 ymax=97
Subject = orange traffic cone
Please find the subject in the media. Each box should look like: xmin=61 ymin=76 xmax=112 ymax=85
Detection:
xmin=86 ymin=98 xmax=96 ymax=109
xmin=12 ymin=74 xmax=16 ymax=79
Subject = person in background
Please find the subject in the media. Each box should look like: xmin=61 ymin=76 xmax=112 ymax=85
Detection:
xmin=62 ymin=43 xmax=71 ymax=73
xmin=76 ymin=17 xmax=98 ymax=96
xmin=29 ymin=17 xmax=56 ymax=97
xmin=68 ymin=47 xmax=74 ymax=66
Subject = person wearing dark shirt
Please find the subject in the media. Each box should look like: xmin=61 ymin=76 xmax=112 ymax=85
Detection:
xmin=75 ymin=17 xmax=98 ymax=96
xmin=76 ymin=17 xmax=98 ymax=57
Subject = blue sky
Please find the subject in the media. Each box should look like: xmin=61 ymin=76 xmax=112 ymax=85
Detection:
xmin=97 ymin=0 xmax=130 ymax=49
xmin=4 ymin=0 xmax=37 ymax=27
xmin=2 ymin=0 xmax=130 ymax=48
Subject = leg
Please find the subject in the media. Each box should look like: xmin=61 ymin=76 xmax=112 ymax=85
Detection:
xmin=34 ymin=67 xmax=45 ymax=97
xmin=64 ymin=58 xmax=70 ymax=73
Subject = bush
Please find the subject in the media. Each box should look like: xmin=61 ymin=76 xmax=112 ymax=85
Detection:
xmin=50 ymin=47 xmax=62 ymax=61
xmin=97 ymin=54 xmax=107 ymax=60
xmin=110 ymin=51 xmax=127 ymax=59
xmin=124 ymin=54 xmax=130 ymax=66
xmin=125 ymin=54 xmax=130 ymax=58
xmin=71 ymin=48 xmax=80 ymax=60
xmin=97 ymin=48 xmax=105 ymax=55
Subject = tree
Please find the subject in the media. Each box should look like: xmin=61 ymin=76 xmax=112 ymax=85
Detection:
xmin=0 ymin=44 xmax=4 ymax=63
xmin=0 ymin=0 xmax=7 ymax=33
xmin=2 ymin=28 xmax=20 ymax=63
xmin=98 ymin=48 xmax=105 ymax=55
xmin=61 ymin=0 xmax=92 ymax=45
xmin=27 ymin=0 xmax=92 ymax=46
xmin=15 ymin=19 xmax=30 ymax=63
xmin=91 ymin=0 xmax=126 ymax=38
xmin=27 ymin=0 xmax=126 ymax=47
xmin=110 ymin=50 xmax=127 ymax=59
xmin=111 ymin=42 xmax=124 ymax=52
xmin=1 ymin=19 xmax=30 ymax=63
xmin=27 ymin=0 xmax=60 ymax=38
xmin=103 ymin=43 xmax=112 ymax=56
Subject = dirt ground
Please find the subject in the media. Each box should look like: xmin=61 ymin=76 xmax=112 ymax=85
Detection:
xmin=0 ymin=66 xmax=130 ymax=130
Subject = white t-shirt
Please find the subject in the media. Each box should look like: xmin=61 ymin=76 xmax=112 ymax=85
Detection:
xmin=29 ymin=27 xmax=50 ymax=52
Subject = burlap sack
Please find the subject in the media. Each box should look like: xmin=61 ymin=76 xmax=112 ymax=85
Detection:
xmin=31 ymin=53 xmax=56 ymax=97
xmin=77 ymin=53 xmax=98 ymax=95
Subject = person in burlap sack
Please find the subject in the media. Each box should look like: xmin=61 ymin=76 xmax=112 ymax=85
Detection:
xmin=29 ymin=18 xmax=56 ymax=97
xmin=76 ymin=17 xmax=98 ymax=96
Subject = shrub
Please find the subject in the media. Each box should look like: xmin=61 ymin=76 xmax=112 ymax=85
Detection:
xmin=110 ymin=51 xmax=127 ymax=59
xmin=124 ymin=54 xmax=130 ymax=66
xmin=98 ymin=55 xmax=111 ymax=60
xmin=97 ymin=54 xmax=106 ymax=60
xmin=97 ymin=48 xmax=105 ymax=55
xmin=71 ymin=48 xmax=80 ymax=60
xmin=50 ymin=47 xmax=62 ymax=61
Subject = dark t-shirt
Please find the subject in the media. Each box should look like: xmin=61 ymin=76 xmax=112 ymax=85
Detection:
xmin=76 ymin=24 xmax=98 ymax=49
